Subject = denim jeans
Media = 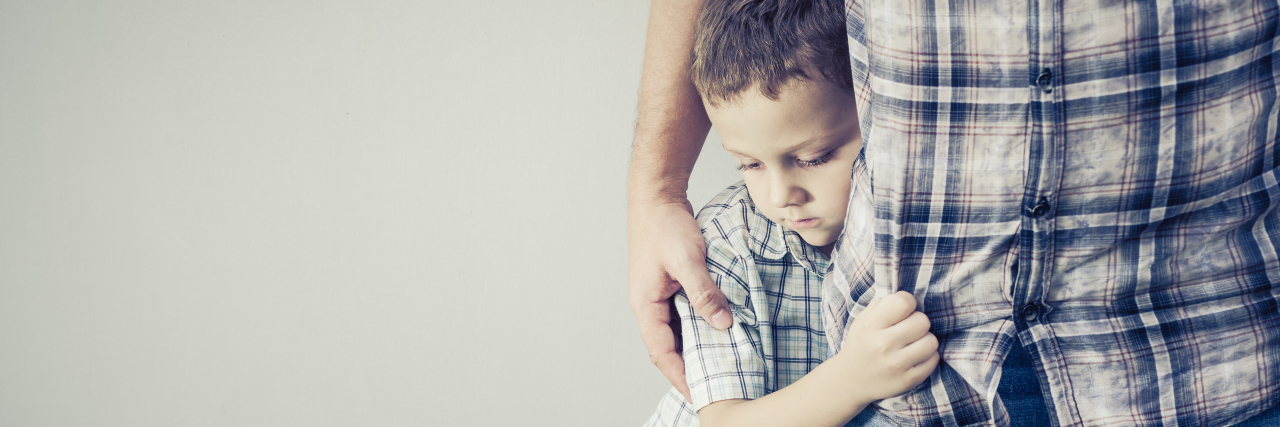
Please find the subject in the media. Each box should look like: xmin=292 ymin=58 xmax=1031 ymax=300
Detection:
xmin=869 ymin=339 xmax=1278 ymax=426
xmin=848 ymin=406 xmax=898 ymax=427
xmin=1232 ymin=401 xmax=1280 ymax=427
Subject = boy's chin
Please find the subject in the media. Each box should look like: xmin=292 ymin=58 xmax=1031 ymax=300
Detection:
xmin=798 ymin=231 xmax=837 ymax=248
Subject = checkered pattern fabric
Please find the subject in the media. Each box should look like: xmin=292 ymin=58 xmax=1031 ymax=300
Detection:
xmin=822 ymin=1 xmax=1280 ymax=426
xmin=646 ymin=182 xmax=834 ymax=426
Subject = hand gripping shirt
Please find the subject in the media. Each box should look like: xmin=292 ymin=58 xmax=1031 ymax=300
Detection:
xmin=822 ymin=1 xmax=1280 ymax=426
xmin=646 ymin=182 xmax=863 ymax=427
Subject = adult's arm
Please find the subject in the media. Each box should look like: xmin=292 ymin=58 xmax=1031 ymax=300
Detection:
xmin=628 ymin=0 xmax=731 ymax=402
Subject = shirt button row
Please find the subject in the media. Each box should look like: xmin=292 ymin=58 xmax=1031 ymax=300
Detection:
xmin=1032 ymin=199 xmax=1051 ymax=218
xmin=1037 ymin=68 xmax=1053 ymax=93
xmin=1022 ymin=304 xmax=1040 ymax=322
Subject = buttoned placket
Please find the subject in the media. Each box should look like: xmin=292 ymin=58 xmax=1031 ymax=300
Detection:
xmin=1009 ymin=0 xmax=1074 ymax=424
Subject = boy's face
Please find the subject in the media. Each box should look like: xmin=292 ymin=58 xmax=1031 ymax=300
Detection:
xmin=705 ymin=80 xmax=860 ymax=254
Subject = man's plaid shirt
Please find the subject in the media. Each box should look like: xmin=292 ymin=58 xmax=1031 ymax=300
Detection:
xmin=822 ymin=0 xmax=1280 ymax=426
xmin=646 ymin=183 xmax=834 ymax=427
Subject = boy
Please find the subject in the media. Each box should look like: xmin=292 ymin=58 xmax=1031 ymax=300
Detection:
xmin=643 ymin=1 xmax=939 ymax=426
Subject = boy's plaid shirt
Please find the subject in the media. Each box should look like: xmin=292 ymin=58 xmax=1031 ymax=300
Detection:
xmin=646 ymin=183 xmax=835 ymax=427
xmin=823 ymin=0 xmax=1280 ymax=426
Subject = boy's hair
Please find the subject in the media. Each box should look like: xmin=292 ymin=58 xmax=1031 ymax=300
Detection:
xmin=692 ymin=0 xmax=853 ymax=106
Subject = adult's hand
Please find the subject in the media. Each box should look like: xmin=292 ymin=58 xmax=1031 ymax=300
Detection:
xmin=628 ymin=198 xmax=731 ymax=401
xmin=628 ymin=0 xmax=729 ymax=401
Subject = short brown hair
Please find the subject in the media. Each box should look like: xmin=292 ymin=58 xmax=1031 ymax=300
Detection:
xmin=692 ymin=0 xmax=852 ymax=106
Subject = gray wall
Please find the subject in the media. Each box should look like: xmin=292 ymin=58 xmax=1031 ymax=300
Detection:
xmin=0 ymin=1 xmax=742 ymax=426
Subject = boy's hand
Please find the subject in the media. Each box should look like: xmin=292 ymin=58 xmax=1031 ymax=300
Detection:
xmin=834 ymin=291 xmax=940 ymax=402
xmin=628 ymin=199 xmax=731 ymax=402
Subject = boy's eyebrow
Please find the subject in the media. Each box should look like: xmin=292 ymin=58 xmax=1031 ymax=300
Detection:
xmin=721 ymin=145 xmax=749 ymax=157
xmin=785 ymin=137 xmax=830 ymax=153
xmin=722 ymin=136 xmax=831 ymax=157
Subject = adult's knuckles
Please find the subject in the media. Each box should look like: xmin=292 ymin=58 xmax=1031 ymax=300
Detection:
xmin=648 ymin=347 xmax=678 ymax=366
xmin=686 ymin=285 xmax=724 ymax=310
xmin=669 ymin=251 xmax=710 ymax=277
xmin=631 ymin=297 xmax=666 ymax=319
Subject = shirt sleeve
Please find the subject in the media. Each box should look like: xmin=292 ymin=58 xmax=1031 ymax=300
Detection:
xmin=674 ymin=232 xmax=766 ymax=411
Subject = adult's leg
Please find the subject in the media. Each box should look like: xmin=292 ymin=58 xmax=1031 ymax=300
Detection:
xmin=998 ymin=341 xmax=1051 ymax=427
xmin=1230 ymin=402 xmax=1280 ymax=426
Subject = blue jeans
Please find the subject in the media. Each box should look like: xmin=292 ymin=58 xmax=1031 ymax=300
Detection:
xmin=1233 ymin=402 xmax=1280 ymax=427
xmin=1001 ymin=341 xmax=1051 ymax=427
xmin=999 ymin=340 xmax=1280 ymax=427
xmin=848 ymin=406 xmax=897 ymax=427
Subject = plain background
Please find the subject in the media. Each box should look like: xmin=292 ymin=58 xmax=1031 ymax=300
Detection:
xmin=0 ymin=1 xmax=745 ymax=426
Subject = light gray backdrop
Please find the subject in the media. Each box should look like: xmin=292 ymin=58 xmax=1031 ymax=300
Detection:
xmin=0 ymin=1 xmax=743 ymax=426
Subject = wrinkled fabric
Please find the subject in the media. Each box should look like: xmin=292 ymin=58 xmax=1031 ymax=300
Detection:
xmin=823 ymin=1 xmax=1280 ymax=426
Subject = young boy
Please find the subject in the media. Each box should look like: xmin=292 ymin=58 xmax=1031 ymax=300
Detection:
xmin=642 ymin=1 xmax=939 ymax=426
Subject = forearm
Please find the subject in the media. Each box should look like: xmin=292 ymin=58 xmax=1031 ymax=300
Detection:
xmin=628 ymin=0 xmax=711 ymax=208
xmin=697 ymin=360 xmax=873 ymax=427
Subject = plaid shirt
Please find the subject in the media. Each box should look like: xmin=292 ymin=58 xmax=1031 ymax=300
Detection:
xmin=646 ymin=183 xmax=834 ymax=427
xmin=822 ymin=1 xmax=1280 ymax=426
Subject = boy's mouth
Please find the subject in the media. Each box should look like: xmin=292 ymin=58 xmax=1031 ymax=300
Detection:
xmin=788 ymin=218 xmax=820 ymax=229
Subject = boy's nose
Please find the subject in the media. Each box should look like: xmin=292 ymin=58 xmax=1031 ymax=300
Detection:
xmin=768 ymin=173 xmax=807 ymax=208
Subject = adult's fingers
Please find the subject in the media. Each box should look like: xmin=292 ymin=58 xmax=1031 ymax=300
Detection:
xmin=637 ymin=299 xmax=692 ymax=401
xmin=672 ymin=258 xmax=731 ymax=329
xmin=654 ymin=341 xmax=691 ymax=402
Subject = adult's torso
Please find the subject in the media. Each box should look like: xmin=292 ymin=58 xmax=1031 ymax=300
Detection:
xmin=827 ymin=0 xmax=1280 ymax=425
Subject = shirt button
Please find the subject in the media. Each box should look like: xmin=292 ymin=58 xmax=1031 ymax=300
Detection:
xmin=1022 ymin=305 xmax=1040 ymax=322
xmin=1036 ymin=68 xmax=1053 ymax=93
xmin=1032 ymin=199 xmax=1051 ymax=218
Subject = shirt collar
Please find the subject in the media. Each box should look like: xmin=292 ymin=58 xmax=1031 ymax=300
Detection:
xmin=755 ymin=219 xmax=829 ymax=276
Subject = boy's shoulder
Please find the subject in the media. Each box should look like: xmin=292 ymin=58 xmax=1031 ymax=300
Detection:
xmin=694 ymin=181 xmax=789 ymax=261
xmin=695 ymin=180 xmax=753 ymax=226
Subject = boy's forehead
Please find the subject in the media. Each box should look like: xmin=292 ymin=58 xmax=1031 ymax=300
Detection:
xmin=710 ymin=80 xmax=856 ymax=156
xmin=721 ymin=136 xmax=827 ymax=156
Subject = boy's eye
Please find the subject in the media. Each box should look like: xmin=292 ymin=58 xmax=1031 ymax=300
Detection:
xmin=798 ymin=150 xmax=836 ymax=168
xmin=736 ymin=162 xmax=762 ymax=171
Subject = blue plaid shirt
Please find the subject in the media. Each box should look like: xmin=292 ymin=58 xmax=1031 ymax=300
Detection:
xmin=823 ymin=0 xmax=1280 ymax=426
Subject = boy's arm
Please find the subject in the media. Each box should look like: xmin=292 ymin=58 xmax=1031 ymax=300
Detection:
xmin=695 ymin=292 xmax=940 ymax=427
xmin=628 ymin=0 xmax=733 ymax=402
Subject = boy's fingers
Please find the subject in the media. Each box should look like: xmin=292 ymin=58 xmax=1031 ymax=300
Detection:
xmin=867 ymin=291 xmax=917 ymax=329
xmin=899 ymin=332 xmax=940 ymax=367
xmin=886 ymin=311 xmax=933 ymax=348
xmin=864 ymin=289 xmax=880 ymax=310
xmin=675 ymin=262 xmax=732 ymax=330
xmin=905 ymin=351 xmax=941 ymax=385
